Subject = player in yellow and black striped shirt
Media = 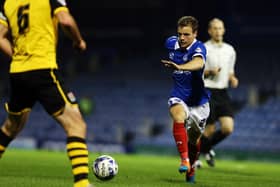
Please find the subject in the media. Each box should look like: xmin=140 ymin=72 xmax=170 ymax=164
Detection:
xmin=0 ymin=1 xmax=93 ymax=187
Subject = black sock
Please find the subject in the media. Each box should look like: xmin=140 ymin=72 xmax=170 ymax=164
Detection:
xmin=0 ymin=129 xmax=13 ymax=158
xmin=188 ymin=142 xmax=200 ymax=166
xmin=209 ymin=130 xmax=228 ymax=147
xmin=200 ymin=135 xmax=212 ymax=154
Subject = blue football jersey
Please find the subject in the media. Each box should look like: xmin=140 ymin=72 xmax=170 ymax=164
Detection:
xmin=165 ymin=36 xmax=210 ymax=106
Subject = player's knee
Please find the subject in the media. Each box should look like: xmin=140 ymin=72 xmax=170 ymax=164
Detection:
xmin=221 ymin=123 xmax=234 ymax=135
xmin=172 ymin=115 xmax=186 ymax=123
xmin=220 ymin=117 xmax=234 ymax=135
xmin=203 ymin=124 xmax=216 ymax=137
xmin=170 ymin=107 xmax=186 ymax=123
xmin=56 ymin=107 xmax=87 ymax=137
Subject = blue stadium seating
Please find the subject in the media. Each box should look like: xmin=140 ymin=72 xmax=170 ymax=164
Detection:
xmin=0 ymin=53 xmax=280 ymax=153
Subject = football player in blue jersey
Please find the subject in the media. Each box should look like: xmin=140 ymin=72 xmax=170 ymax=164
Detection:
xmin=161 ymin=16 xmax=210 ymax=183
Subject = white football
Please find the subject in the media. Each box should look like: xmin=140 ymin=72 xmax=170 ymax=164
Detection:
xmin=92 ymin=155 xmax=118 ymax=181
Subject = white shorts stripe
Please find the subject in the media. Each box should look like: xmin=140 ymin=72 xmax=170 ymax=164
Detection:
xmin=168 ymin=97 xmax=210 ymax=132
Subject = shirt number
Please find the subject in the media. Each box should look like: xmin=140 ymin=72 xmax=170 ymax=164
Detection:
xmin=17 ymin=4 xmax=30 ymax=34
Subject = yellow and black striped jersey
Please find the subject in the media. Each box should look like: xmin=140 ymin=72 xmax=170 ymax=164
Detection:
xmin=0 ymin=0 xmax=69 ymax=73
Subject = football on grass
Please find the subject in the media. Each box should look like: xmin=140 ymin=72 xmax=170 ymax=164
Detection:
xmin=92 ymin=155 xmax=118 ymax=181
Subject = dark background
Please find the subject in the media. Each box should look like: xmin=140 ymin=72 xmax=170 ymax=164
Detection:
xmin=0 ymin=0 xmax=280 ymax=154
xmin=1 ymin=0 xmax=280 ymax=84
xmin=60 ymin=0 xmax=280 ymax=87
xmin=0 ymin=0 xmax=280 ymax=106
xmin=67 ymin=0 xmax=280 ymax=47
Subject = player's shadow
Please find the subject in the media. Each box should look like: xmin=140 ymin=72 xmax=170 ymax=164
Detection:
xmin=162 ymin=178 xmax=213 ymax=187
xmin=203 ymin=167 xmax=259 ymax=177
xmin=162 ymin=178 xmax=182 ymax=184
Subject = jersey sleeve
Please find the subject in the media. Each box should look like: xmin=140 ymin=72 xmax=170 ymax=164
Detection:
xmin=0 ymin=2 xmax=8 ymax=27
xmin=165 ymin=36 xmax=178 ymax=50
xmin=204 ymin=45 xmax=211 ymax=70
xmin=229 ymin=47 xmax=236 ymax=74
xmin=50 ymin=0 xmax=69 ymax=15
xmin=192 ymin=43 xmax=207 ymax=63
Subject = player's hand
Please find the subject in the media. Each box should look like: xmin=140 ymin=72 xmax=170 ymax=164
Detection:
xmin=210 ymin=67 xmax=221 ymax=75
xmin=161 ymin=60 xmax=179 ymax=70
xmin=73 ymin=39 xmax=87 ymax=52
xmin=230 ymin=76 xmax=239 ymax=88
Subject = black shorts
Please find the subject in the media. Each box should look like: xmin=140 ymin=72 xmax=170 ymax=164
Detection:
xmin=6 ymin=69 xmax=77 ymax=116
xmin=206 ymin=88 xmax=234 ymax=124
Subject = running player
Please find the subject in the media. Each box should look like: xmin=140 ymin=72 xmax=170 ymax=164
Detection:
xmin=200 ymin=18 xmax=238 ymax=167
xmin=161 ymin=16 xmax=210 ymax=183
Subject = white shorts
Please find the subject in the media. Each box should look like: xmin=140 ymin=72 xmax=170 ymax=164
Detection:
xmin=168 ymin=97 xmax=210 ymax=133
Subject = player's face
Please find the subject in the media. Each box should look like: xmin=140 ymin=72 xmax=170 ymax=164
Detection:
xmin=177 ymin=26 xmax=197 ymax=48
xmin=208 ymin=21 xmax=225 ymax=42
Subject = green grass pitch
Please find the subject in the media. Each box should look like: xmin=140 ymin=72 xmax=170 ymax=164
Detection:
xmin=0 ymin=149 xmax=280 ymax=187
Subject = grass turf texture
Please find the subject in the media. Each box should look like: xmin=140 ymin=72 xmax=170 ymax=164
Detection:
xmin=0 ymin=149 xmax=280 ymax=187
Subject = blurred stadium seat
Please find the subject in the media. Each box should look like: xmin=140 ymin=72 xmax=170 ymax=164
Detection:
xmin=1 ymin=56 xmax=279 ymax=154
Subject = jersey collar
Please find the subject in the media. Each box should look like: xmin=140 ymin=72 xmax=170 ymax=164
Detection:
xmin=175 ymin=39 xmax=197 ymax=50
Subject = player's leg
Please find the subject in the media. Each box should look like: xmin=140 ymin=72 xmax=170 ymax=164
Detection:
xmin=170 ymin=104 xmax=190 ymax=173
xmin=187 ymin=140 xmax=201 ymax=183
xmin=202 ymin=90 xmax=234 ymax=166
xmin=200 ymin=123 xmax=216 ymax=153
xmin=55 ymin=105 xmax=91 ymax=187
xmin=0 ymin=72 xmax=34 ymax=158
xmin=201 ymin=117 xmax=234 ymax=167
xmin=208 ymin=89 xmax=234 ymax=147
xmin=211 ymin=116 xmax=234 ymax=146
xmin=186 ymin=122 xmax=202 ymax=183
xmin=200 ymin=99 xmax=217 ymax=155
xmin=0 ymin=110 xmax=30 ymax=158
xmin=199 ymin=97 xmax=218 ymax=167
xmin=194 ymin=123 xmax=215 ymax=169
xmin=200 ymin=122 xmax=216 ymax=167
xmin=168 ymin=98 xmax=190 ymax=173
xmin=186 ymin=102 xmax=210 ymax=183
xmin=39 ymin=69 xmax=91 ymax=187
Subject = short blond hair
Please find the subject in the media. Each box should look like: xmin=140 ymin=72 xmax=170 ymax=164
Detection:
xmin=208 ymin=18 xmax=224 ymax=29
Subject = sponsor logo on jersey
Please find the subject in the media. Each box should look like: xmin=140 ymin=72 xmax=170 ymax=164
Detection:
xmin=173 ymin=70 xmax=191 ymax=75
xmin=169 ymin=52 xmax=174 ymax=60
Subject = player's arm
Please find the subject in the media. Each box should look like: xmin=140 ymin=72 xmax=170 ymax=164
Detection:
xmin=204 ymin=67 xmax=221 ymax=77
xmin=204 ymin=54 xmax=221 ymax=77
xmin=229 ymin=48 xmax=238 ymax=88
xmin=55 ymin=10 xmax=86 ymax=51
xmin=229 ymin=73 xmax=238 ymax=88
xmin=0 ymin=23 xmax=13 ymax=58
xmin=161 ymin=56 xmax=204 ymax=71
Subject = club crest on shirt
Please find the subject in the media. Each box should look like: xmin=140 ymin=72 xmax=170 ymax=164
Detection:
xmin=183 ymin=54 xmax=188 ymax=61
xmin=195 ymin=47 xmax=202 ymax=53
xmin=169 ymin=52 xmax=174 ymax=60
xmin=67 ymin=92 xmax=76 ymax=102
